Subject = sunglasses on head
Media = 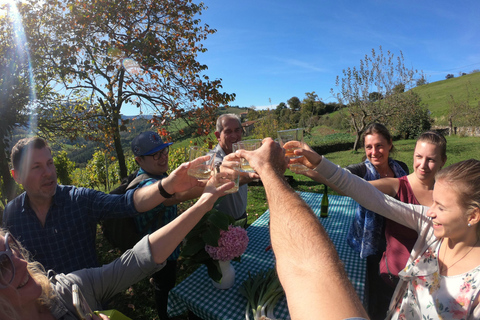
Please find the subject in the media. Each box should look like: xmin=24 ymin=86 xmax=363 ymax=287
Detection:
xmin=0 ymin=233 xmax=24 ymax=289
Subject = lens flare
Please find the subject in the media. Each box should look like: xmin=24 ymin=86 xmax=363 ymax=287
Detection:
xmin=5 ymin=0 xmax=38 ymax=135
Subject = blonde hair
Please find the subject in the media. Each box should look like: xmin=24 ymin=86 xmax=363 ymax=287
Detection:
xmin=415 ymin=131 xmax=447 ymax=162
xmin=435 ymin=160 xmax=480 ymax=237
xmin=0 ymin=229 xmax=55 ymax=320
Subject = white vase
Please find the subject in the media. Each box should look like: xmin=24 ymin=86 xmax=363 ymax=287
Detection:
xmin=212 ymin=260 xmax=236 ymax=289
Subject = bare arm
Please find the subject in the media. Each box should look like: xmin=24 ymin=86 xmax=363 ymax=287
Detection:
xmin=292 ymin=143 xmax=399 ymax=197
xmin=369 ymin=178 xmax=400 ymax=197
xmin=163 ymin=187 xmax=205 ymax=206
xmin=238 ymin=139 xmax=368 ymax=320
xmin=148 ymin=172 xmax=234 ymax=264
xmin=132 ymin=156 xmax=209 ymax=212
xmin=286 ymin=141 xmax=348 ymax=195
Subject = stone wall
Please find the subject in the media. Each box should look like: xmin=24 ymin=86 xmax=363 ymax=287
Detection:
xmin=432 ymin=126 xmax=480 ymax=137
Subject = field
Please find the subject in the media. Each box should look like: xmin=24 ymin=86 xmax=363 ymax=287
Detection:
xmin=96 ymin=134 xmax=480 ymax=320
xmin=412 ymin=72 xmax=480 ymax=124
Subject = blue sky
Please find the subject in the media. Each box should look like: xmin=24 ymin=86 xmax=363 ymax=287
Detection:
xmin=124 ymin=0 xmax=480 ymax=114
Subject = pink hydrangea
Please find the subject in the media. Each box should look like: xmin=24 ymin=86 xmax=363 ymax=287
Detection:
xmin=205 ymin=225 xmax=249 ymax=261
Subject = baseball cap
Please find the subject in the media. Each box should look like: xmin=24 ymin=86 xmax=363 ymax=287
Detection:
xmin=131 ymin=131 xmax=173 ymax=157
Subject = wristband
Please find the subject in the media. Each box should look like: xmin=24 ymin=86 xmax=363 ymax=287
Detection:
xmin=158 ymin=180 xmax=174 ymax=198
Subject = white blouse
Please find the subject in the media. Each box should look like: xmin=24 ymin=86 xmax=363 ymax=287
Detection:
xmin=315 ymin=157 xmax=480 ymax=319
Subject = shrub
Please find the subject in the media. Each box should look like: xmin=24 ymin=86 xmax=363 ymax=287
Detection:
xmin=53 ymin=151 xmax=75 ymax=185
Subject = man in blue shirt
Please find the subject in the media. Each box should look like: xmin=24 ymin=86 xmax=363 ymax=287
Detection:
xmin=2 ymin=136 xmax=203 ymax=274
xmin=130 ymin=131 xmax=204 ymax=320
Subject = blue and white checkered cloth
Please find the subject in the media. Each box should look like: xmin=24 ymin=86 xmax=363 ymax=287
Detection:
xmin=168 ymin=192 xmax=366 ymax=319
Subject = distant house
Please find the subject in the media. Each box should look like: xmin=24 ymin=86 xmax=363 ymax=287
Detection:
xmin=242 ymin=120 xmax=257 ymax=136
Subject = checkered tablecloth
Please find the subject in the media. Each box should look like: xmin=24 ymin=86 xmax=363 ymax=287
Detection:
xmin=168 ymin=192 xmax=365 ymax=320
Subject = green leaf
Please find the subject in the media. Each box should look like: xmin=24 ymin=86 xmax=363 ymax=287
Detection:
xmin=205 ymin=259 xmax=222 ymax=282
xmin=233 ymin=218 xmax=247 ymax=228
xmin=202 ymin=227 xmax=221 ymax=246
xmin=184 ymin=225 xmax=207 ymax=240
xmin=208 ymin=211 xmax=231 ymax=230
xmin=180 ymin=239 xmax=205 ymax=257
xmin=189 ymin=249 xmax=211 ymax=264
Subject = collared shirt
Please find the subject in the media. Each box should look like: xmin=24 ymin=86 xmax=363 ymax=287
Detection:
xmin=134 ymin=168 xmax=180 ymax=260
xmin=209 ymin=144 xmax=248 ymax=220
xmin=2 ymin=185 xmax=137 ymax=273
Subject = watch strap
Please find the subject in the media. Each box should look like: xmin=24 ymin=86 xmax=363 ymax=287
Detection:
xmin=158 ymin=180 xmax=174 ymax=198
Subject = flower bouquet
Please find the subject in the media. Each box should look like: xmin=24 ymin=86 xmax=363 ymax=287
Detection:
xmin=181 ymin=210 xmax=249 ymax=284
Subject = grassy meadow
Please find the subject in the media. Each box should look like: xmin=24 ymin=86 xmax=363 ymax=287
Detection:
xmin=412 ymin=72 xmax=480 ymax=123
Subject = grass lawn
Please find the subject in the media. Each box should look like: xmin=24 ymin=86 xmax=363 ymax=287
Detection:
xmin=96 ymin=135 xmax=480 ymax=319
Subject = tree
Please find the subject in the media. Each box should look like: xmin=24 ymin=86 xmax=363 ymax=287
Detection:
xmin=0 ymin=48 xmax=28 ymax=205
xmin=368 ymin=92 xmax=383 ymax=102
xmin=287 ymin=96 xmax=301 ymax=112
xmin=416 ymin=76 xmax=428 ymax=87
xmin=299 ymin=92 xmax=324 ymax=128
xmin=331 ymin=46 xmax=421 ymax=150
xmin=14 ymin=0 xmax=235 ymax=178
xmin=274 ymin=102 xmax=287 ymax=117
xmin=0 ymin=6 xmax=42 ymax=204
xmin=447 ymin=91 xmax=480 ymax=135
xmin=391 ymin=91 xmax=432 ymax=139
xmin=53 ymin=151 xmax=75 ymax=185
xmin=393 ymin=83 xmax=405 ymax=94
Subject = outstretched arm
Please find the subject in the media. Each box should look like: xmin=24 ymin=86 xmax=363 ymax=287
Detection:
xmin=292 ymin=142 xmax=400 ymax=197
xmin=148 ymin=171 xmax=234 ymax=264
xmin=237 ymin=138 xmax=368 ymax=320
xmin=312 ymin=155 xmax=428 ymax=232
xmin=132 ymin=156 xmax=209 ymax=212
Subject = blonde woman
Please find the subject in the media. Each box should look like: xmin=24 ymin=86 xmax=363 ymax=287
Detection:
xmin=294 ymin=145 xmax=480 ymax=319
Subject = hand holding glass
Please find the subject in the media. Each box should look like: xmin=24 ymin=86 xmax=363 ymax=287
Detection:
xmin=232 ymin=139 xmax=262 ymax=172
xmin=277 ymin=128 xmax=309 ymax=173
xmin=187 ymin=146 xmax=215 ymax=179
xmin=214 ymin=161 xmax=240 ymax=194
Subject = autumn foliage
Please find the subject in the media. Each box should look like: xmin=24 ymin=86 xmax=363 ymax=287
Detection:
xmin=10 ymin=0 xmax=235 ymax=177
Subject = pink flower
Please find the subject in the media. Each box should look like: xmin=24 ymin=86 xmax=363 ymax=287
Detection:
xmin=460 ymin=282 xmax=472 ymax=293
xmin=205 ymin=225 xmax=249 ymax=261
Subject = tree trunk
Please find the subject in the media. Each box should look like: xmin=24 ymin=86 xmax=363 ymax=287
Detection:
xmin=353 ymin=133 xmax=361 ymax=151
xmin=111 ymin=120 xmax=128 ymax=179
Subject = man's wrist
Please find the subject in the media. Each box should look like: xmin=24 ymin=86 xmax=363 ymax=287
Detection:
xmin=158 ymin=180 xmax=174 ymax=198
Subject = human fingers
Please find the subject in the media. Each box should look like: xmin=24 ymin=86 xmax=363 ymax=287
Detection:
xmin=204 ymin=171 xmax=235 ymax=194
xmin=238 ymin=139 xmax=286 ymax=175
xmin=223 ymin=152 xmax=241 ymax=162
xmin=293 ymin=144 xmax=322 ymax=169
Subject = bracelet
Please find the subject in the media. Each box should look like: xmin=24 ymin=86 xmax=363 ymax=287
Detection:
xmin=158 ymin=180 xmax=174 ymax=198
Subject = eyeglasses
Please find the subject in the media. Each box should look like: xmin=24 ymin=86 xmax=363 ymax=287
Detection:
xmin=144 ymin=147 xmax=169 ymax=161
xmin=0 ymin=233 xmax=24 ymax=289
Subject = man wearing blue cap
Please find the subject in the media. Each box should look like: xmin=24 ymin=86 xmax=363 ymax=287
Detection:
xmin=131 ymin=131 xmax=203 ymax=320
xmin=3 ymin=136 xmax=204 ymax=275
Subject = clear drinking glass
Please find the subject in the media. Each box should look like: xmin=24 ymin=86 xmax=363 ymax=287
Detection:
xmin=214 ymin=161 xmax=241 ymax=194
xmin=277 ymin=128 xmax=309 ymax=173
xmin=187 ymin=146 xmax=215 ymax=179
xmin=232 ymin=139 xmax=262 ymax=172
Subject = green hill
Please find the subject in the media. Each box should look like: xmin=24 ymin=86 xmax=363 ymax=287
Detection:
xmin=412 ymin=72 xmax=480 ymax=125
